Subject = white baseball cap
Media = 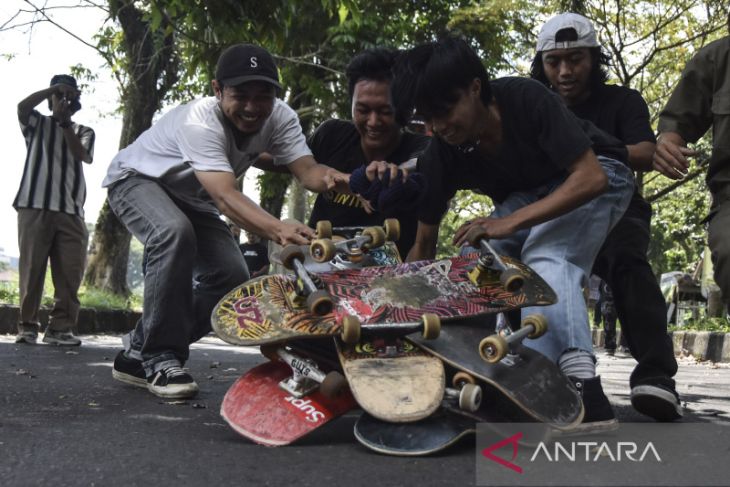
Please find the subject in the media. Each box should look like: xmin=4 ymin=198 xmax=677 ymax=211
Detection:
xmin=536 ymin=13 xmax=599 ymax=52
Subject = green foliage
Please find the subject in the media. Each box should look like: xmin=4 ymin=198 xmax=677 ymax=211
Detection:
xmin=436 ymin=191 xmax=494 ymax=258
xmin=669 ymin=316 xmax=730 ymax=333
xmin=645 ymin=154 xmax=711 ymax=275
xmin=448 ymin=0 xmax=546 ymax=75
xmin=77 ymin=286 xmax=143 ymax=311
xmin=0 ymin=281 xmax=19 ymax=304
xmin=0 ymin=268 xmax=142 ymax=311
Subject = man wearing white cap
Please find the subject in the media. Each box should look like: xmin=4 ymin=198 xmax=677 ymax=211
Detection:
xmin=104 ymin=43 xmax=349 ymax=399
xmin=531 ymin=13 xmax=682 ymax=422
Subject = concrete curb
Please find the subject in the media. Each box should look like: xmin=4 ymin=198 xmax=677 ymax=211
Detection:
xmin=592 ymin=327 xmax=730 ymax=363
xmin=0 ymin=304 xmax=140 ymax=335
xmin=2 ymin=304 xmax=728 ymax=362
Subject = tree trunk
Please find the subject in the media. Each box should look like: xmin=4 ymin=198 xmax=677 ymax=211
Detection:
xmin=84 ymin=0 xmax=178 ymax=296
xmin=288 ymin=179 xmax=307 ymax=222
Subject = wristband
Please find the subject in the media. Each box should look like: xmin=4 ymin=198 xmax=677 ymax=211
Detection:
xmin=59 ymin=121 xmax=72 ymax=129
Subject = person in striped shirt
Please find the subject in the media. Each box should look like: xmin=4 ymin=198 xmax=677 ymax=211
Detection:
xmin=14 ymin=74 xmax=95 ymax=347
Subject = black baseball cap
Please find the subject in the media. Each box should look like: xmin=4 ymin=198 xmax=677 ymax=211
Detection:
xmin=49 ymin=74 xmax=81 ymax=112
xmin=215 ymin=44 xmax=282 ymax=89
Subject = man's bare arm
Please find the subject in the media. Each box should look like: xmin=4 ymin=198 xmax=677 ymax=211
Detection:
xmin=195 ymin=170 xmax=313 ymax=245
xmin=287 ymin=155 xmax=350 ymax=193
xmin=626 ymin=141 xmax=656 ymax=172
xmin=453 ymin=148 xmax=608 ymax=246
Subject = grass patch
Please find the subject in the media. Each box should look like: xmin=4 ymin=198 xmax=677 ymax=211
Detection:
xmin=0 ymin=269 xmax=142 ymax=311
xmin=669 ymin=317 xmax=730 ymax=333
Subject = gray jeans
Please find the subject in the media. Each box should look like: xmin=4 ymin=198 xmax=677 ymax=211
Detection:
xmin=108 ymin=177 xmax=249 ymax=376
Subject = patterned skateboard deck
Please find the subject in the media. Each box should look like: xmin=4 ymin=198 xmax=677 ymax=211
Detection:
xmin=409 ymin=318 xmax=584 ymax=428
xmin=211 ymin=253 xmax=556 ymax=347
xmin=335 ymin=337 xmax=445 ymax=423
xmin=220 ymin=361 xmax=356 ymax=446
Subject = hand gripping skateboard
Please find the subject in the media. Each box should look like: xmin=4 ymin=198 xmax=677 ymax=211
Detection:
xmin=220 ymin=353 xmax=356 ymax=447
xmin=211 ymin=246 xmax=556 ymax=348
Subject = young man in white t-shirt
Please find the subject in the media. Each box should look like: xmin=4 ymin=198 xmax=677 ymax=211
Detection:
xmin=104 ymin=43 xmax=349 ymax=399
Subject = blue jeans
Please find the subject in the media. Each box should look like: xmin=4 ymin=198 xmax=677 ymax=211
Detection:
xmin=466 ymin=157 xmax=634 ymax=362
xmin=108 ymin=177 xmax=249 ymax=376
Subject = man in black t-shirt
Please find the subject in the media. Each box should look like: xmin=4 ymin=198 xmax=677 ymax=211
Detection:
xmin=531 ymin=13 xmax=681 ymax=422
xmin=391 ymin=36 xmax=635 ymax=433
xmin=307 ymin=48 xmax=430 ymax=258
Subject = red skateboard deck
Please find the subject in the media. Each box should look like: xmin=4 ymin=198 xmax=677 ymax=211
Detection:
xmin=212 ymin=253 xmax=556 ymax=347
xmin=220 ymin=361 xmax=356 ymax=446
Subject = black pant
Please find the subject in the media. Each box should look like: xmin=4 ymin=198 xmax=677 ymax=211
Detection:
xmin=592 ymin=194 xmax=678 ymax=389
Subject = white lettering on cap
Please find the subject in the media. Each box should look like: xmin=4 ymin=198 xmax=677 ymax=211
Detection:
xmin=250 ymin=56 xmax=258 ymax=68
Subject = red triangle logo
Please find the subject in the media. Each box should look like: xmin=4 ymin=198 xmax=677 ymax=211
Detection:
xmin=481 ymin=432 xmax=523 ymax=474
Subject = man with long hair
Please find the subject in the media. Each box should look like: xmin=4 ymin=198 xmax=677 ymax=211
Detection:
xmin=531 ymin=13 xmax=681 ymax=422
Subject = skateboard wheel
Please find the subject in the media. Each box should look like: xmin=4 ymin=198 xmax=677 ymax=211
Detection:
xmin=341 ymin=314 xmax=361 ymax=344
xmin=459 ymin=383 xmax=482 ymax=412
xmin=362 ymin=226 xmax=386 ymax=249
xmin=523 ymin=314 xmax=548 ymax=339
xmin=306 ymin=289 xmax=334 ymax=316
xmin=421 ymin=313 xmax=441 ymax=340
xmin=383 ymin=218 xmax=400 ymax=242
xmin=310 ymin=238 xmax=336 ymax=263
xmin=280 ymin=245 xmax=305 ymax=270
xmin=465 ymin=227 xmax=489 ymax=247
xmin=479 ymin=335 xmax=508 ymax=364
xmin=259 ymin=344 xmax=280 ymax=362
xmin=452 ymin=371 xmax=476 ymax=388
xmin=500 ymin=267 xmax=525 ymax=293
xmin=320 ymin=371 xmax=347 ymax=398
xmin=315 ymin=220 xmax=333 ymax=239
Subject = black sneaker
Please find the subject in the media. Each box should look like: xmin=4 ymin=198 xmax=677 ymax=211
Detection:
xmin=566 ymin=376 xmax=619 ymax=434
xmin=112 ymin=350 xmax=147 ymax=388
xmin=631 ymin=384 xmax=682 ymax=422
xmin=147 ymin=365 xmax=199 ymax=399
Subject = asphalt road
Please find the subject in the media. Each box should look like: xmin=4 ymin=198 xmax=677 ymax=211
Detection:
xmin=1 ymin=334 xmax=729 ymax=487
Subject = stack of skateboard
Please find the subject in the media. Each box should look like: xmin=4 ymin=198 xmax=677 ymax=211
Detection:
xmin=212 ymin=222 xmax=584 ymax=455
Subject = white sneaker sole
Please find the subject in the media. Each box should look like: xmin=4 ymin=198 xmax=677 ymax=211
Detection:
xmin=112 ymin=369 xmax=148 ymax=388
xmin=147 ymin=382 xmax=200 ymax=399
xmin=631 ymin=385 xmax=683 ymax=421
xmin=42 ymin=336 xmax=81 ymax=346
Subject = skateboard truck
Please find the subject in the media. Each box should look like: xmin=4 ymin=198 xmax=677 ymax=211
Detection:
xmin=260 ymin=345 xmax=347 ymax=399
xmin=479 ymin=314 xmax=548 ymax=364
xmin=310 ymin=218 xmax=400 ymax=264
xmin=443 ymin=385 xmax=482 ymax=413
xmin=340 ymin=312 xmax=441 ymax=345
xmin=280 ymin=245 xmax=334 ymax=316
xmin=443 ymin=371 xmax=482 ymax=412
xmin=465 ymin=227 xmax=525 ymax=292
